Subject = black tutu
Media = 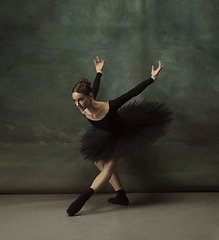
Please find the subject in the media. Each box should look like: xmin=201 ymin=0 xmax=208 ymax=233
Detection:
xmin=80 ymin=100 xmax=173 ymax=163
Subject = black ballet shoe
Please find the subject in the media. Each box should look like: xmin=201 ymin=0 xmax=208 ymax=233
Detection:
xmin=108 ymin=189 xmax=129 ymax=206
xmin=66 ymin=188 xmax=94 ymax=216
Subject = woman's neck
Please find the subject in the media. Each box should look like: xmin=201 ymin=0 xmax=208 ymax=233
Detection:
xmin=85 ymin=100 xmax=100 ymax=116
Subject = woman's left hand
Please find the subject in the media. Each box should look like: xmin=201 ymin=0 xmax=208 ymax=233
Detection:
xmin=151 ymin=61 xmax=164 ymax=80
xmin=94 ymin=56 xmax=105 ymax=73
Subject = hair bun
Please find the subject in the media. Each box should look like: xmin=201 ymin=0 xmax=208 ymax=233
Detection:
xmin=78 ymin=78 xmax=91 ymax=86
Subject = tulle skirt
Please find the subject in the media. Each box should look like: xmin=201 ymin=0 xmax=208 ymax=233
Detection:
xmin=80 ymin=100 xmax=173 ymax=163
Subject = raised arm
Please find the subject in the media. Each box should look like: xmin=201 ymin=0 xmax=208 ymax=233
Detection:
xmin=110 ymin=78 xmax=154 ymax=110
xmin=110 ymin=61 xmax=164 ymax=110
xmin=92 ymin=56 xmax=105 ymax=100
xmin=92 ymin=73 xmax=102 ymax=100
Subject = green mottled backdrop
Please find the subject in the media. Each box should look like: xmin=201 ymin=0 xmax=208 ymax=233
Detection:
xmin=0 ymin=0 xmax=219 ymax=193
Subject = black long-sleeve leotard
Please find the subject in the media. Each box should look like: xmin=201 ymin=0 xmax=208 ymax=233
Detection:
xmin=86 ymin=73 xmax=154 ymax=135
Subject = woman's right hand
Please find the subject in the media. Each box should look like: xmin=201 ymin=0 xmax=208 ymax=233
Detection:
xmin=151 ymin=61 xmax=164 ymax=80
xmin=94 ymin=56 xmax=105 ymax=73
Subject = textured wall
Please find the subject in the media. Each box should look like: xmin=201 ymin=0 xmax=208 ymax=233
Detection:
xmin=0 ymin=0 xmax=219 ymax=193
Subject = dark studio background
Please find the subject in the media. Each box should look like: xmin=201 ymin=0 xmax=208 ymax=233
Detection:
xmin=0 ymin=0 xmax=219 ymax=193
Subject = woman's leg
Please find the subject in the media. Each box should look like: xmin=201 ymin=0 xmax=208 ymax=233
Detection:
xmin=66 ymin=157 xmax=126 ymax=216
xmin=94 ymin=160 xmax=123 ymax=191
xmin=90 ymin=157 xmax=126 ymax=192
xmin=94 ymin=159 xmax=129 ymax=206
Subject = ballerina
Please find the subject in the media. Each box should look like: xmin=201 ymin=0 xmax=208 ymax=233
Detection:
xmin=67 ymin=56 xmax=172 ymax=216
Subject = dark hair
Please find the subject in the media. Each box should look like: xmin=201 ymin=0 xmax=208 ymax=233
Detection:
xmin=72 ymin=78 xmax=92 ymax=96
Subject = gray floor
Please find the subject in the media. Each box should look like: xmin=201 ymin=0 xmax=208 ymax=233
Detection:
xmin=0 ymin=193 xmax=218 ymax=240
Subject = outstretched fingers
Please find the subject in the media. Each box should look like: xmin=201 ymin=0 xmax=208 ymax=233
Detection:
xmin=94 ymin=56 xmax=100 ymax=66
xmin=151 ymin=61 xmax=164 ymax=80
xmin=158 ymin=61 xmax=164 ymax=70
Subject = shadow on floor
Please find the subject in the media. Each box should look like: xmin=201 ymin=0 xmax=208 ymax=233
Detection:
xmin=128 ymin=193 xmax=182 ymax=207
xmin=73 ymin=193 xmax=184 ymax=217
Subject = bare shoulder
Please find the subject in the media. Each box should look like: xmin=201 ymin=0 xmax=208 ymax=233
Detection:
xmin=94 ymin=101 xmax=109 ymax=113
xmin=100 ymin=101 xmax=109 ymax=107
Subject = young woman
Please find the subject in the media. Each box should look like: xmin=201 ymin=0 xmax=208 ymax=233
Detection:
xmin=67 ymin=56 xmax=172 ymax=216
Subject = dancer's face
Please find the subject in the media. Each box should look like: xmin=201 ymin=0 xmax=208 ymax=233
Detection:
xmin=72 ymin=92 xmax=92 ymax=112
